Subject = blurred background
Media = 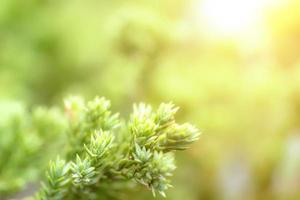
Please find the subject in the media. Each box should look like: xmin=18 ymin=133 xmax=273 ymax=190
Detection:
xmin=1 ymin=0 xmax=300 ymax=199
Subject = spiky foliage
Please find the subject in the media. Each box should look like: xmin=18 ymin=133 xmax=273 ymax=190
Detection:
xmin=36 ymin=158 xmax=70 ymax=200
xmin=35 ymin=96 xmax=200 ymax=199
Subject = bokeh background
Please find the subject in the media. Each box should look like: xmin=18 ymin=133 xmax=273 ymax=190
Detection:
xmin=1 ymin=0 xmax=300 ymax=199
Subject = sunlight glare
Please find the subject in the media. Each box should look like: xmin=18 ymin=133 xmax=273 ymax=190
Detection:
xmin=198 ymin=0 xmax=277 ymax=36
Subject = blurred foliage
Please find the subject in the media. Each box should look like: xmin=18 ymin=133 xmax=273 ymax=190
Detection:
xmin=0 ymin=102 xmax=67 ymax=197
xmin=1 ymin=0 xmax=300 ymax=199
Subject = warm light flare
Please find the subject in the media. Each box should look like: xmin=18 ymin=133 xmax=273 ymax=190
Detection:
xmin=197 ymin=0 xmax=280 ymax=37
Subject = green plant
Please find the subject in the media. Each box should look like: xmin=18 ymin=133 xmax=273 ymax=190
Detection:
xmin=0 ymin=101 xmax=67 ymax=197
xmin=34 ymin=96 xmax=200 ymax=199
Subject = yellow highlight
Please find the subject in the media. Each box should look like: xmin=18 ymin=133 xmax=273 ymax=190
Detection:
xmin=199 ymin=0 xmax=280 ymax=36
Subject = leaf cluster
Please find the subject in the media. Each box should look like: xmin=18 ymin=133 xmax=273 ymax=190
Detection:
xmin=35 ymin=96 xmax=200 ymax=200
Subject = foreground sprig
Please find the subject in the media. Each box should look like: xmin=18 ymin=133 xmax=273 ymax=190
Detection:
xmin=35 ymin=96 xmax=200 ymax=199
